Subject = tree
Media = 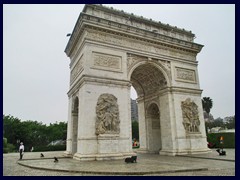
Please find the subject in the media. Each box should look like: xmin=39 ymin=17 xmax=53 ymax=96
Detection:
xmin=224 ymin=115 xmax=235 ymax=129
xmin=132 ymin=121 xmax=139 ymax=140
xmin=3 ymin=114 xmax=67 ymax=151
xmin=202 ymin=97 xmax=213 ymax=114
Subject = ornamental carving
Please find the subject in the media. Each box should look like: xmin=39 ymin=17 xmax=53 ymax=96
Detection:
xmin=181 ymin=98 xmax=200 ymax=133
xmin=86 ymin=29 xmax=195 ymax=61
xmin=95 ymin=94 xmax=120 ymax=135
xmin=176 ymin=67 xmax=196 ymax=83
xmin=127 ymin=54 xmax=171 ymax=85
xmin=127 ymin=54 xmax=146 ymax=72
xmin=92 ymin=52 xmax=122 ymax=72
xmin=158 ymin=60 xmax=171 ymax=71
xmin=131 ymin=64 xmax=167 ymax=95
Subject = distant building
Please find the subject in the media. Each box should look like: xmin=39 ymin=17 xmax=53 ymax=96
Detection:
xmin=209 ymin=127 xmax=235 ymax=133
xmin=131 ymin=99 xmax=138 ymax=121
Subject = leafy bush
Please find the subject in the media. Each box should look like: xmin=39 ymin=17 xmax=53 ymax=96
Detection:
xmin=3 ymin=148 xmax=9 ymax=153
xmin=207 ymin=132 xmax=235 ymax=148
xmin=3 ymin=138 xmax=7 ymax=148
xmin=34 ymin=145 xmax=66 ymax=152
xmin=7 ymin=143 xmax=16 ymax=152
xmin=3 ymin=138 xmax=9 ymax=153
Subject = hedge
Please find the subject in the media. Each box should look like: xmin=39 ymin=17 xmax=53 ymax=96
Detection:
xmin=33 ymin=145 xmax=66 ymax=152
xmin=207 ymin=132 xmax=235 ymax=148
xmin=3 ymin=138 xmax=9 ymax=153
xmin=3 ymin=138 xmax=7 ymax=148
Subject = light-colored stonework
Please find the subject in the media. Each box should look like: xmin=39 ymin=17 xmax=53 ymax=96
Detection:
xmin=64 ymin=4 xmax=210 ymax=160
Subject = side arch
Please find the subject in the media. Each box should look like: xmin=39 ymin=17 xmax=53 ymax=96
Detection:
xmin=145 ymin=102 xmax=162 ymax=153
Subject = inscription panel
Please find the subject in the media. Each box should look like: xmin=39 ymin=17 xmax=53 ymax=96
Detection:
xmin=175 ymin=67 xmax=196 ymax=83
xmin=91 ymin=52 xmax=122 ymax=72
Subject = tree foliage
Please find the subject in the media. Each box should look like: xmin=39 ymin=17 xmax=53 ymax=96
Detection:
xmin=132 ymin=121 xmax=139 ymax=140
xmin=205 ymin=115 xmax=235 ymax=132
xmin=3 ymin=114 xmax=67 ymax=151
xmin=202 ymin=97 xmax=213 ymax=114
xmin=224 ymin=115 xmax=235 ymax=129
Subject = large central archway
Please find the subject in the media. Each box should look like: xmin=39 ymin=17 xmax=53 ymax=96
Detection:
xmin=130 ymin=62 xmax=168 ymax=153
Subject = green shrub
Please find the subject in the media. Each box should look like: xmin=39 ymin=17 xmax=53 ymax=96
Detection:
xmin=34 ymin=145 xmax=66 ymax=152
xmin=7 ymin=143 xmax=16 ymax=152
xmin=3 ymin=138 xmax=9 ymax=153
xmin=3 ymin=148 xmax=9 ymax=153
xmin=3 ymin=138 xmax=7 ymax=148
xmin=207 ymin=132 xmax=235 ymax=148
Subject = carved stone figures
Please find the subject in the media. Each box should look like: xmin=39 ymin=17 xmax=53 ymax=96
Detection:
xmin=95 ymin=94 xmax=120 ymax=135
xmin=181 ymin=98 xmax=200 ymax=133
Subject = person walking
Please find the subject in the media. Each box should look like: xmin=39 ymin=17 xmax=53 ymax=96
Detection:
xmin=19 ymin=142 xmax=24 ymax=160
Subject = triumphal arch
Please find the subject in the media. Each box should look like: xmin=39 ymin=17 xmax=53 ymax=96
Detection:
xmin=64 ymin=4 xmax=209 ymax=161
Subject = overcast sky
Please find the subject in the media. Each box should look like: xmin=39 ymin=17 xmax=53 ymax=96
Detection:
xmin=3 ymin=4 xmax=235 ymax=125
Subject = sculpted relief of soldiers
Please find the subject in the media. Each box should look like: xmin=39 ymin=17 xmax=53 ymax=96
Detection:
xmin=95 ymin=94 xmax=120 ymax=135
xmin=181 ymin=98 xmax=200 ymax=133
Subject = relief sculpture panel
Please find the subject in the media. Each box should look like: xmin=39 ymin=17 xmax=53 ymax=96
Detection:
xmin=181 ymin=98 xmax=200 ymax=133
xmin=92 ymin=52 xmax=122 ymax=72
xmin=175 ymin=67 xmax=196 ymax=83
xmin=95 ymin=94 xmax=120 ymax=135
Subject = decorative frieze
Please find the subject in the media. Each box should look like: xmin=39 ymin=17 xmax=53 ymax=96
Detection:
xmin=175 ymin=67 xmax=196 ymax=83
xmin=91 ymin=52 xmax=122 ymax=72
xmin=86 ymin=29 xmax=195 ymax=61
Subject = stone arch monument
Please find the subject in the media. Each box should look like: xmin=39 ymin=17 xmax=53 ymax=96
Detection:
xmin=64 ymin=4 xmax=210 ymax=160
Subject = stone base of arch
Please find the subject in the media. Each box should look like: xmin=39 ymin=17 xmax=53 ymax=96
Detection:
xmin=159 ymin=148 xmax=211 ymax=156
xmin=159 ymin=135 xmax=211 ymax=156
xmin=64 ymin=151 xmax=73 ymax=157
xmin=73 ymin=152 xmax=137 ymax=161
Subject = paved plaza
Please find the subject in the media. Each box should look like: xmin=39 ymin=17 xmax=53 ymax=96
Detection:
xmin=3 ymin=149 xmax=235 ymax=176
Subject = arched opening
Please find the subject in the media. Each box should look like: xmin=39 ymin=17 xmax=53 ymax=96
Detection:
xmin=72 ymin=97 xmax=79 ymax=155
xmin=130 ymin=63 xmax=167 ymax=153
xmin=131 ymin=86 xmax=139 ymax=148
xmin=146 ymin=103 xmax=161 ymax=153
